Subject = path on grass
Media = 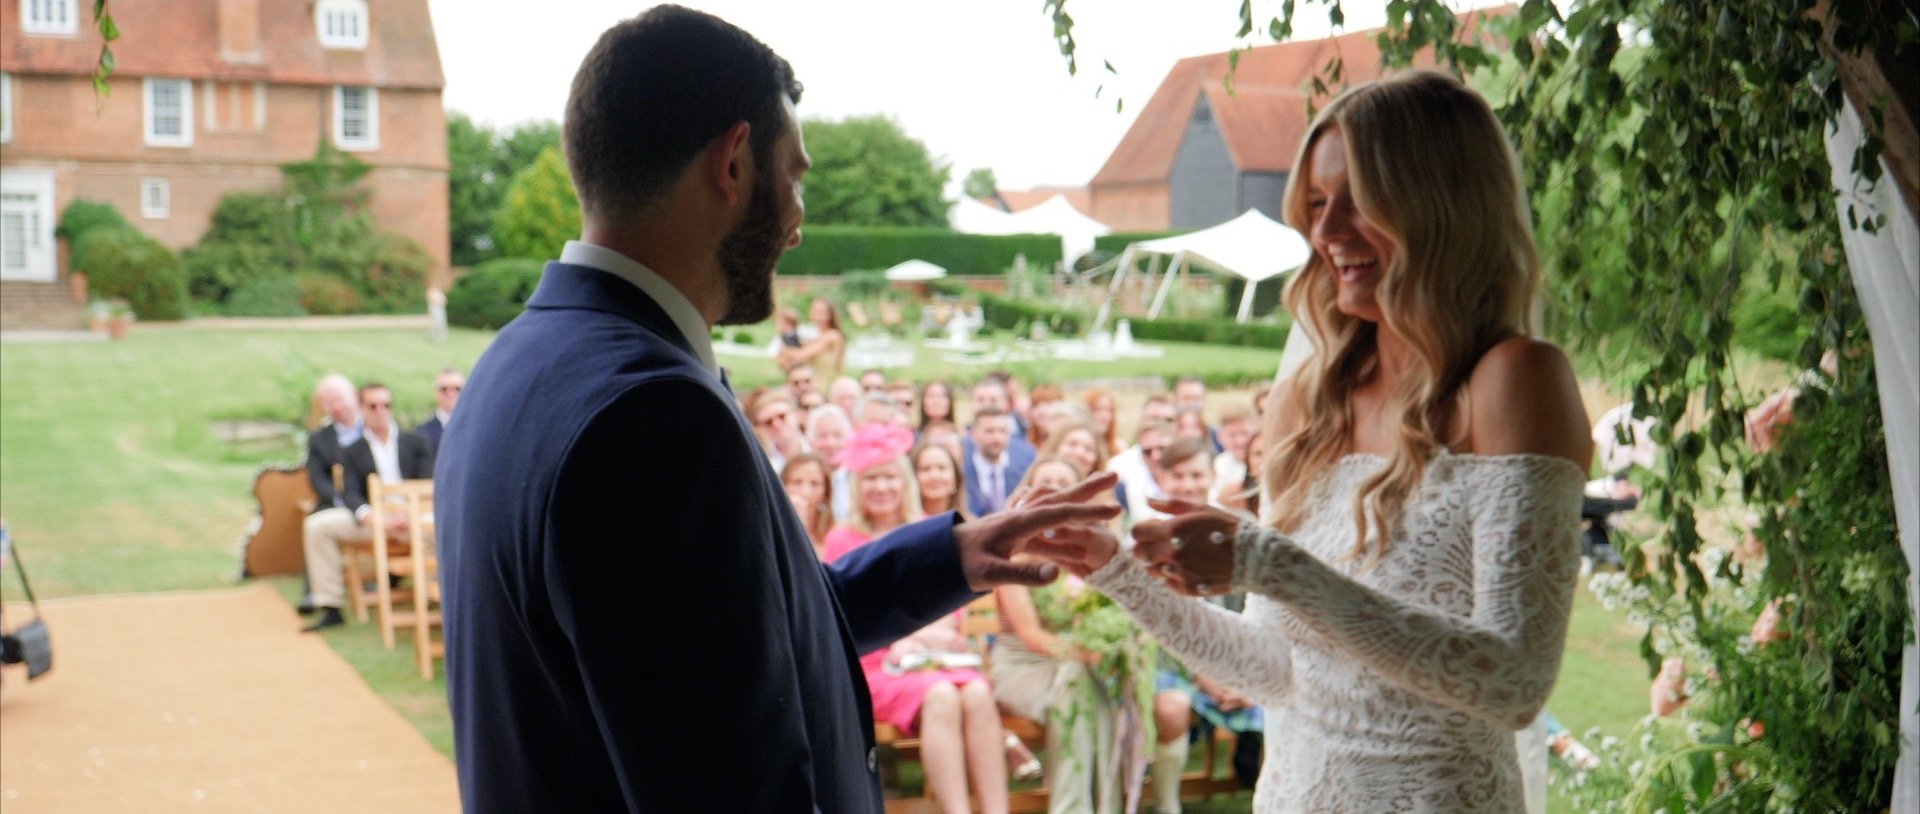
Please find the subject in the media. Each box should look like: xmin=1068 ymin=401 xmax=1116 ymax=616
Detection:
xmin=0 ymin=584 xmax=458 ymax=813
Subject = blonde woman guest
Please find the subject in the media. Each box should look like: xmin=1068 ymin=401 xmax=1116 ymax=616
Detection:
xmin=825 ymin=425 xmax=1010 ymax=814
xmin=1037 ymin=71 xmax=1591 ymax=812
xmin=781 ymin=453 xmax=835 ymax=558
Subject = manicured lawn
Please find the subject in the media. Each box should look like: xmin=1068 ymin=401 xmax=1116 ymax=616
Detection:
xmin=0 ymin=320 xmax=1649 ymax=811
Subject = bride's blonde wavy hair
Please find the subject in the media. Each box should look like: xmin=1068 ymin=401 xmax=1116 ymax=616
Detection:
xmin=1264 ymin=70 xmax=1539 ymax=563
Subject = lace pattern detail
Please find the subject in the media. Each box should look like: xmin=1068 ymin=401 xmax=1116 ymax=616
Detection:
xmin=1090 ymin=453 xmax=1584 ymax=813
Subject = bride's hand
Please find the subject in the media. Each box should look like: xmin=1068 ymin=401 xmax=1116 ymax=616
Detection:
xmin=1131 ymin=498 xmax=1239 ymax=596
xmin=1015 ymin=480 xmax=1122 ymax=577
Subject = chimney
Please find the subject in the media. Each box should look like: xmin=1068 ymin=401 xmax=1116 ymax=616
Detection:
xmin=218 ymin=0 xmax=261 ymax=63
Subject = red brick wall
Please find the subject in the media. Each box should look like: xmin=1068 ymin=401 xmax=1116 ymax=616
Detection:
xmin=1 ymin=72 xmax=449 ymax=286
xmin=1089 ymin=182 xmax=1171 ymax=232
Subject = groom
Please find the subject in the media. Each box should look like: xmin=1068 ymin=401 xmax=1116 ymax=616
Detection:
xmin=433 ymin=7 xmax=1118 ymax=812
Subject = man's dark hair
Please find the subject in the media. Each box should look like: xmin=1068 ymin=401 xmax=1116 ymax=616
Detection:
xmin=973 ymin=407 xmax=1010 ymax=422
xmin=359 ymin=383 xmax=391 ymax=402
xmin=564 ymin=6 xmax=803 ymax=217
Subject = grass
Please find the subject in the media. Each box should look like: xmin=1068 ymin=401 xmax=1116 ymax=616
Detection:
xmin=0 ymin=320 xmax=1650 ymax=812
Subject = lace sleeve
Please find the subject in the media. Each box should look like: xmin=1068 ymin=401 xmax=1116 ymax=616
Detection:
xmin=1232 ymin=456 xmax=1584 ymax=729
xmin=1088 ymin=553 xmax=1295 ymax=705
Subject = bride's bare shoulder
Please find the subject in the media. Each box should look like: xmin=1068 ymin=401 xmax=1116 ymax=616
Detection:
xmin=1465 ymin=337 xmax=1591 ymax=470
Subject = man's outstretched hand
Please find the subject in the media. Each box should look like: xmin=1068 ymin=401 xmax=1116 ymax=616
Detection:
xmin=953 ymin=472 xmax=1121 ymax=591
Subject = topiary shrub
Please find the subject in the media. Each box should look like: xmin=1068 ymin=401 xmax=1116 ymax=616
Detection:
xmin=294 ymin=271 xmax=362 ymax=315
xmin=225 ymin=276 xmax=308 ymax=317
xmin=57 ymin=200 xmax=135 ymax=272
xmin=446 ymin=257 xmax=545 ymax=329
xmin=76 ymin=229 xmax=189 ymax=321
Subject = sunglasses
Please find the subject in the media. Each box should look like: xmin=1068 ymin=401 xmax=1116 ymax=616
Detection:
xmin=365 ymin=401 xmax=394 ymax=411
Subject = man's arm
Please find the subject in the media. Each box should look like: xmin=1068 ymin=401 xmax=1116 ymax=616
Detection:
xmin=305 ymin=430 xmax=338 ymax=509
xmin=340 ymin=442 xmax=375 ymax=519
xmin=544 ymin=380 xmax=818 ymax=811
xmin=824 ymin=513 xmax=974 ymax=654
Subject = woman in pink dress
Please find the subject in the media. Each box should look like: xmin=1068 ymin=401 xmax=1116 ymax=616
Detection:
xmin=824 ymin=424 xmax=1010 ymax=814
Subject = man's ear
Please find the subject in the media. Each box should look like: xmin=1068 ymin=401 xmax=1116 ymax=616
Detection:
xmin=707 ymin=121 xmax=754 ymax=206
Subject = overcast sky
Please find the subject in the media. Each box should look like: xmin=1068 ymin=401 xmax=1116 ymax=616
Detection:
xmin=429 ymin=1 xmax=1492 ymax=192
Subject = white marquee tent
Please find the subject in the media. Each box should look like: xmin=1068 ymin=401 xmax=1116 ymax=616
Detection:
xmin=1097 ymin=208 xmax=1312 ymax=326
xmin=949 ymin=194 xmax=1112 ymax=265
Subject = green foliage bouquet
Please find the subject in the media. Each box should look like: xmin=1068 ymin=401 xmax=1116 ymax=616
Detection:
xmin=1029 ymin=576 xmax=1159 ymax=791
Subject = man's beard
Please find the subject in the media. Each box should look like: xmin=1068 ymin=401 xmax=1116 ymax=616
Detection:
xmin=716 ymin=170 xmax=785 ymax=326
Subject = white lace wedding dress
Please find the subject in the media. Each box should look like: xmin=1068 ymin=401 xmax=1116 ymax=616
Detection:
xmin=1089 ymin=451 xmax=1584 ymax=812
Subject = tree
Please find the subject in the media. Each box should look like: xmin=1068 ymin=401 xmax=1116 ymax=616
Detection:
xmin=801 ymin=115 xmax=951 ymax=227
xmin=494 ymin=146 xmax=581 ymax=261
xmin=448 ymin=114 xmax=563 ymax=267
xmin=963 ymin=167 xmax=1000 ymax=202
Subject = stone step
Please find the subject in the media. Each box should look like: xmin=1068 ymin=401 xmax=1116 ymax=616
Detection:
xmin=0 ymin=281 xmax=90 ymax=331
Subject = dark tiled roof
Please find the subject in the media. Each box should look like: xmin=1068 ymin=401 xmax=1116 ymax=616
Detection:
xmin=0 ymin=0 xmax=443 ymax=89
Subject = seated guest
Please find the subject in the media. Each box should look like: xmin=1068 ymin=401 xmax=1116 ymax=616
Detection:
xmin=918 ymin=379 xmax=957 ymax=431
xmin=1172 ymin=407 xmax=1211 ymax=445
xmin=747 ymin=388 xmax=807 ymax=471
xmin=827 ymin=375 xmax=862 ymax=420
xmin=859 ymin=368 xmax=888 ymax=394
xmin=415 ymin=367 xmax=465 ymax=449
xmin=1081 ymin=388 xmax=1120 ymax=455
xmin=856 ymin=391 xmax=907 ymax=430
xmin=1041 ymin=420 xmax=1113 ymax=493
xmin=964 ymin=408 xmax=1034 ymax=517
xmin=969 ymin=377 xmax=1030 ymax=441
xmin=779 ymin=453 xmax=835 ymax=559
xmin=1140 ymin=394 xmax=1177 ymax=429
xmin=825 ymin=424 xmax=1010 ymax=814
xmin=887 ymin=381 xmax=916 ymax=418
xmin=1153 ymin=654 xmax=1266 ymax=812
xmin=797 ymin=388 xmax=826 ymax=413
xmin=1138 ymin=436 xmax=1214 ymax=522
xmin=994 ymin=457 xmax=1144 ymax=811
xmin=806 ymin=405 xmax=854 ymax=522
xmin=784 ymin=363 xmax=818 ymax=407
xmin=921 ymin=420 xmax=966 ymax=465
xmin=301 ymin=383 xmax=435 ymax=631
xmin=298 ymin=374 xmax=362 ymax=614
xmin=1109 ymin=421 xmax=1174 ymax=522
xmin=912 ymin=441 xmax=971 ymax=520
xmin=1025 ymin=384 xmax=1065 ymax=447
xmin=1208 ymin=405 xmax=1257 ymax=506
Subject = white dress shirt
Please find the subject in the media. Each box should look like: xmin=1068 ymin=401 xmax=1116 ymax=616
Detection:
xmin=560 ymin=240 xmax=719 ymax=376
xmin=354 ymin=427 xmax=405 ymax=521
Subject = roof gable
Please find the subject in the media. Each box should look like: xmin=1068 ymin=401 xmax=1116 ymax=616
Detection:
xmin=1091 ymin=8 xmax=1510 ymax=185
xmin=0 ymin=0 xmax=443 ymax=89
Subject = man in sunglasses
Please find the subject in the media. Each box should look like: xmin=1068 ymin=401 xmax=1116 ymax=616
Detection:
xmin=415 ymin=368 xmax=465 ymax=450
xmin=301 ymin=383 xmax=436 ymax=632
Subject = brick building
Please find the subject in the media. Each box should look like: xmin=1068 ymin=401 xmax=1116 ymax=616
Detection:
xmin=1087 ymin=10 xmax=1505 ymax=232
xmin=0 ymin=0 xmax=448 ymax=327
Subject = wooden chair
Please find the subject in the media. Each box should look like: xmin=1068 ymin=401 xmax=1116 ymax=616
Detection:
xmin=241 ymin=465 xmax=316 ymax=578
xmin=367 ymin=478 xmax=438 ymax=659
xmin=333 ymin=463 xmax=379 ymax=623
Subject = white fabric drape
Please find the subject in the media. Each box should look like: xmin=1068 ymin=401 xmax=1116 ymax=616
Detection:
xmin=1825 ymin=96 xmax=1920 ymax=812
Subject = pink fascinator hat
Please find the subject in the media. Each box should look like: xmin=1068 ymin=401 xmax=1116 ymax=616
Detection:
xmin=835 ymin=424 xmax=915 ymax=473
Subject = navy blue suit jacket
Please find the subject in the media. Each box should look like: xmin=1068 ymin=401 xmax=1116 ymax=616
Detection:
xmin=414 ymin=415 xmax=445 ymax=449
xmin=961 ymin=441 xmax=1036 ymax=517
xmin=436 ymin=262 xmax=977 ymax=813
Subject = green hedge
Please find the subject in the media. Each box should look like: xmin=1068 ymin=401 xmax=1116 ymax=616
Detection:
xmin=777 ymin=227 xmax=1061 ymax=276
xmin=1221 ymin=277 xmax=1287 ymax=320
xmin=226 ymin=276 xmax=308 ymax=317
xmin=447 ymin=257 xmax=545 ymax=329
xmin=1090 ymin=230 xmax=1191 ymax=255
xmin=75 ymin=229 xmax=188 ymax=321
xmin=929 ymin=279 xmax=1291 ymax=349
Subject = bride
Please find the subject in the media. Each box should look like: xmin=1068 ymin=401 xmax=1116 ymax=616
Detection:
xmin=1035 ymin=70 xmax=1591 ymax=812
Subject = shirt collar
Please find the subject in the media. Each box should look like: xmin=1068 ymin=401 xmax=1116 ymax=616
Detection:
xmin=560 ymin=240 xmax=718 ymax=375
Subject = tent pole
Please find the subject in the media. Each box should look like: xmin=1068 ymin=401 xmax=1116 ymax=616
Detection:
xmin=1148 ymin=253 xmax=1184 ymax=319
xmin=1236 ymin=277 xmax=1258 ymax=323
xmin=1093 ymin=246 xmax=1134 ymax=333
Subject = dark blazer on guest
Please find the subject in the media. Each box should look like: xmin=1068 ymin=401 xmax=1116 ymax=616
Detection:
xmin=339 ymin=430 xmax=436 ymax=515
xmin=303 ymin=423 xmax=358 ymax=514
xmin=962 ymin=441 xmax=1036 ymax=517
xmin=414 ymin=415 xmax=446 ymax=449
xmin=435 ymin=261 xmax=976 ymax=813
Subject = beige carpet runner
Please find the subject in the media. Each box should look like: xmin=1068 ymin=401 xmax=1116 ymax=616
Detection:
xmin=0 ymin=584 xmax=458 ymax=812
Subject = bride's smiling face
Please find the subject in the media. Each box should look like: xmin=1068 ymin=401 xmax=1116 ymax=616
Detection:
xmin=1306 ymin=127 xmax=1396 ymax=322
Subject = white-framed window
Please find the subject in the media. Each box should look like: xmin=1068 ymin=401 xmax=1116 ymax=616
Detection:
xmin=141 ymin=179 xmax=171 ymax=219
xmin=22 ymin=0 xmax=77 ymax=36
xmin=315 ymin=0 xmax=369 ymax=49
xmin=1 ymin=73 xmax=12 ymax=143
xmin=333 ymin=86 xmax=379 ymax=151
xmin=144 ymin=78 xmax=194 ymax=147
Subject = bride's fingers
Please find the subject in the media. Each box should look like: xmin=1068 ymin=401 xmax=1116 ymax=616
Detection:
xmin=1145 ymin=497 xmax=1207 ymax=516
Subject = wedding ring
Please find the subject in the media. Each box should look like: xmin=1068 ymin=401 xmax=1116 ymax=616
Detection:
xmin=1209 ymin=531 xmax=1227 ymax=545
xmin=1193 ymin=582 xmax=1212 ymax=593
xmin=1155 ymin=562 xmax=1177 ymax=577
xmin=1171 ymin=536 xmax=1186 ymax=550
